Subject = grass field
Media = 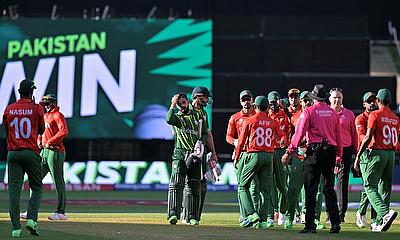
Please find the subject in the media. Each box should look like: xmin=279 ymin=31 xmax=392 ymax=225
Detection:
xmin=0 ymin=190 xmax=399 ymax=239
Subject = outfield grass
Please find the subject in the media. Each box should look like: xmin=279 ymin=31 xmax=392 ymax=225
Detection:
xmin=0 ymin=191 xmax=399 ymax=239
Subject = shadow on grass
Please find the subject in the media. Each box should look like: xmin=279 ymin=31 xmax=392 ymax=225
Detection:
xmin=1 ymin=219 xmax=399 ymax=240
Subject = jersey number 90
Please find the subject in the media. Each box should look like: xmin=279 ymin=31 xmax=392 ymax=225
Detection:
xmin=383 ymin=125 xmax=398 ymax=146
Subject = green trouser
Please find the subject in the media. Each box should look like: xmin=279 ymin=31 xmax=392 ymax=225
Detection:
xmin=168 ymin=149 xmax=201 ymax=221
xmin=235 ymin=152 xmax=259 ymax=220
xmin=285 ymin=155 xmax=303 ymax=221
xmin=237 ymin=151 xmax=273 ymax=221
xmin=40 ymin=148 xmax=66 ymax=214
xmin=301 ymin=179 xmax=324 ymax=220
xmin=360 ymin=149 xmax=394 ymax=224
xmin=8 ymin=150 xmax=43 ymax=230
xmin=268 ymin=148 xmax=288 ymax=218
xmin=358 ymin=151 xmax=377 ymax=221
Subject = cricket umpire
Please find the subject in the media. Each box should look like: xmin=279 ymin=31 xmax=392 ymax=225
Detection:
xmin=282 ymin=84 xmax=342 ymax=233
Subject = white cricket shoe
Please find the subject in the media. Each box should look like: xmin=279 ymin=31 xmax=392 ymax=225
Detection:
xmin=301 ymin=213 xmax=306 ymax=224
xmin=20 ymin=211 xmax=28 ymax=219
xmin=380 ymin=209 xmax=398 ymax=232
xmin=293 ymin=214 xmax=301 ymax=224
xmin=278 ymin=213 xmax=285 ymax=226
xmin=48 ymin=213 xmax=68 ymax=221
xmin=356 ymin=210 xmax=367 ymax=228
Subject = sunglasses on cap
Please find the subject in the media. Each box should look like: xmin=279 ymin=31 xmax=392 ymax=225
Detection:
xmin=365 ymin=98 xmax=376 ymax=104
xmin=241 ymin=96 xmax=251 ymax=102
xmin=329 ymin=88 xmax=343 ymax=94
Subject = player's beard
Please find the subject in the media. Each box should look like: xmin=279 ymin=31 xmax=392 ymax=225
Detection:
xmin=180 ymin=106 xmax=190 ymax=114
xmin=270 ymin=105 xmax=279 ymax=112
xmin=368 ymin=104 xmax=378 ymax=112
xmin=198 ymin=99 xmax=208 ymax=107
xmin=243 ymin=102 xmax=251 ymax=109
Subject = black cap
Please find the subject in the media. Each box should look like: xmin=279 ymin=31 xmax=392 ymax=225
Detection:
xmin=192 ymin=86 xmax=212 ymax=98
xmin=41 ymin=94 xmax=57 ymax=103
xmin=311 ymin=84 xmax=328 ymax=101
xmin=18 ymin=79 xmax=36 ymax=94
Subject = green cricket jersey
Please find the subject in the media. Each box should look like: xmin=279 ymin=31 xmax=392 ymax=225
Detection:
xmin=166 ymin=108 xmax=208 ymax=151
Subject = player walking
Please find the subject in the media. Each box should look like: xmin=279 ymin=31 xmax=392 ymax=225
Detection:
xmin=267 ymin=91 xmax=290 ymax=226
xmin=234 ymin=96 xmax=286 ymax=228
xmin=226 ymin=90 xmax=256 ymax=223
xmin=3 ymin=79 xmax=45 ymax=237
xmin=354 ymin=92 xmax=378 ymax=228
xmin=354 ymin=88 xmax=398 ymax=232
xmin=166 ymin=93 xmax=207 ymax=225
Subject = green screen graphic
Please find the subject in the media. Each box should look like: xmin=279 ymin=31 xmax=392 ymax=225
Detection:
xmin=0 ymin=19 xmax=212 ymax=139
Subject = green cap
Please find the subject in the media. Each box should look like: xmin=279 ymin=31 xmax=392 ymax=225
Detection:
xmin=300 ymin=91 xmax=312 ymax=100
xmin=362 ymin=92 xmax=376 ymax=102
xmin=254 ymin=95 xmax=269 ymax=107
xmin=281 ymin=98 xmax=289 ymax=108
xmin=239 ymin=90 xmax=253 ymax=99
xmin=41 ymin=94 xmax=57 ymax=103
xmin=18 ymin=79 xmax=36 ymax=93
xmin=376 ymin=89 xmax=391 ymax=102
xmin=267 ymin=91 xmax=280 ymax=102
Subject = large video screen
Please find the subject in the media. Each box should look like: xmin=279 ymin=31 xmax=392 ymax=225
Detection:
xmin=0 ymin=19 xmax=212 ymax=139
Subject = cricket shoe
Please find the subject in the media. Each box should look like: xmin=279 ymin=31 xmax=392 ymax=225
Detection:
xmin=370 ymin=222 xmax=377 ymax=230
xmin=315 ymin=219 xmax=326 ymax=230
xmin=356 ymin=210 xmax=367 ymax=228
xmin=255 ymin=221 xmax=268 ymax=229
xmin=48 ymin=213 xmax=68 ymax=221
xmin=278 ymin=213 xmax=285 ymax=225
xmin=26 ymin=219 xmax=40 ymax=236
xmin=293 ymin=214 xmax=301 ymax=224
xmin=274 ymin=212 xmax=279 ymax=222
xmin=241 ymin=213 xmax=260 ymax=228
xmin=20 ymin=211 xmax=28 ymax=219
xmin=284 ymin=219 xmax=293 ymax=229
xmin=266 ymin=218 xmax=274 ymax=228
xmin=189 ymin=219 xmax=199 ymax=225
xmin=301 ymin=213 xmax=306 ymax=224
xmin=380 ymin=209 xmax=398 ymax=232
xmin=168 ymin=215 xmax=178 ymax=225
xmin=11 ymin=229 xmax=22 ymax=237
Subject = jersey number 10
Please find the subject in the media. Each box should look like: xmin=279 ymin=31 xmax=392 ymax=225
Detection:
xmin=10 ymin=117 xmax=32 ymax=139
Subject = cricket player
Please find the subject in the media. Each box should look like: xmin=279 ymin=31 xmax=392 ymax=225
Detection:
xmin=40 ymin=94 xmax=69 ymax=220
xmin=267 ymin=91 xmax=290 ymax=226
xmin=3 ymin=79 xmax=45 ymax=237
xmin=354 ymin=88 xmax=398 ymax=232
xmin=287 ymin=88 xmax=301 ymax=118
xmin=182 ymin=86 xmax=217 ymax=223
xmin=282 ymin=84 xmax=342 ymax=234
xmin=328 ymin=88 xmax=357 ymax=223
xmin=166 ymin=93 xmax=208 ymax=225
xmin=234 ymin=95 xmax=286 ymax=228
xmin=354 ymin=92 xmax=378 ymax=228
xmin=283 ymin=90 xmax=311 ymax=229
xmin=225 ymin=90 xmax=256 ymax=223
xmin=21 ymin=94 xmax=69 ymax=220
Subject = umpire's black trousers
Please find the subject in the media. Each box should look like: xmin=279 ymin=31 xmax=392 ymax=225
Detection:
xmin=304 ymin=144 xmax=340 ymax=229
xmin=335 ymin=146 xmax=354 ymax=220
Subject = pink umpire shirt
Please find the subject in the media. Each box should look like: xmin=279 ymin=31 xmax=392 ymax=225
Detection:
xmin=334 ymin=107 xmax=357 ymax=148
xmin=288 ymin=101 xmax=343 ymax=158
